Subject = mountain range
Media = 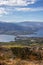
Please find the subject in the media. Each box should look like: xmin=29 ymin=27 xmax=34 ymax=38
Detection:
xmin=0 ymin=21 xmax=43 ymax=35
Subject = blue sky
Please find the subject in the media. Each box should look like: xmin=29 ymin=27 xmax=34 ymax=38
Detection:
xmin=0 ymin=0 xmax=43 ymax=22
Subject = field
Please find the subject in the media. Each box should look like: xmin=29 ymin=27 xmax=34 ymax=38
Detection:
xmin=0 ymin=37 xmax=43 ymax=65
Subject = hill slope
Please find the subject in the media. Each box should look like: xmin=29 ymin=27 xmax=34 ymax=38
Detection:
xmin=0 ymin=21 xmax=43 ymax=35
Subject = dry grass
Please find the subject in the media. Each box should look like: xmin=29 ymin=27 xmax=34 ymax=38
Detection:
xmin=0 ymin=59 xmax=43 ymax=65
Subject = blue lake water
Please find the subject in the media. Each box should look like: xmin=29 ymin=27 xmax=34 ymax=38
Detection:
xmin=0 ymin=35 xmax=15 ymax=42
xmin=0 ymin=29 xmax=43 ymax=42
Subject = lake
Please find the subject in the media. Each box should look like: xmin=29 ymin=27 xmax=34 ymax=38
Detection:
xmin=0 ymin=29 xmax=43 ymax=42
xmin=0 ymin=34 xmax=16 ymax=42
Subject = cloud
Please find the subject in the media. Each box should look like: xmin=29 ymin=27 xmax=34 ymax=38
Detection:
xmin=0 ymin=7 xmax=43 ymax=17
xmin=15 ymin=8 xmax=31 ymax=11
xmin=0 ymin=0 xmax=36 ymax=6
xmin=0 ymin=7 xmax=8 ymax=15
xmin=15 ymin=7 xmax=43 ymax=11
xmin=31 ymin=7 xmax=43 ymax=11
xmin=0 ymin=0 xmax=43 ymax=16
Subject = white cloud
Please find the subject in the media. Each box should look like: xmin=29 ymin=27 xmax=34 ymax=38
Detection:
xmin=0 ymin=0 xmax=36 ymax=6
xmin=15 ymin=7 xmax=43 ymax=11
xmin=0 ymin=7 xmax=43 ymax=16
xmin=0 ymin=7 xmax=8 ymax=15
xmin=0 ymin=0 xmax=42 ymax=16
xmin=15 ymin=8 xmax=31 ymax=11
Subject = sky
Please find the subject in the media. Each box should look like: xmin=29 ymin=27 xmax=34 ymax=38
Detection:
xmin=0 ymin=0 xmax=43 ymax=22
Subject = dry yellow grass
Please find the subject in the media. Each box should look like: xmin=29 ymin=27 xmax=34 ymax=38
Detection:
xmin=0 ymin=59 xmax=43 ymax=65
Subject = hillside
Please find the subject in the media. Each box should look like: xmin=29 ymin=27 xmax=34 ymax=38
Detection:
xmin=0 ymin=37 xmax=43 ymax=65
xmin=0 ymin=21 xmax=43 ymax=35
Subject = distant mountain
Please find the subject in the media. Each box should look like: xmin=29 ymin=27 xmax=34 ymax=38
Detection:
xmin=0 ymin=21 xmax=43 ymax=35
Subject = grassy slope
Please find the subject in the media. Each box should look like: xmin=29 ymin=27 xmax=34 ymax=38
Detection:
xmin=0 ymin=38 xmax=43 ymax=65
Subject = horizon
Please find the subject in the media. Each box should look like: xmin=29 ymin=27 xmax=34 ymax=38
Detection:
xmin=0 ymin=21 xmax=43 ymax=23
xmin=0 ymin=0 xmax=43 ymax=22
